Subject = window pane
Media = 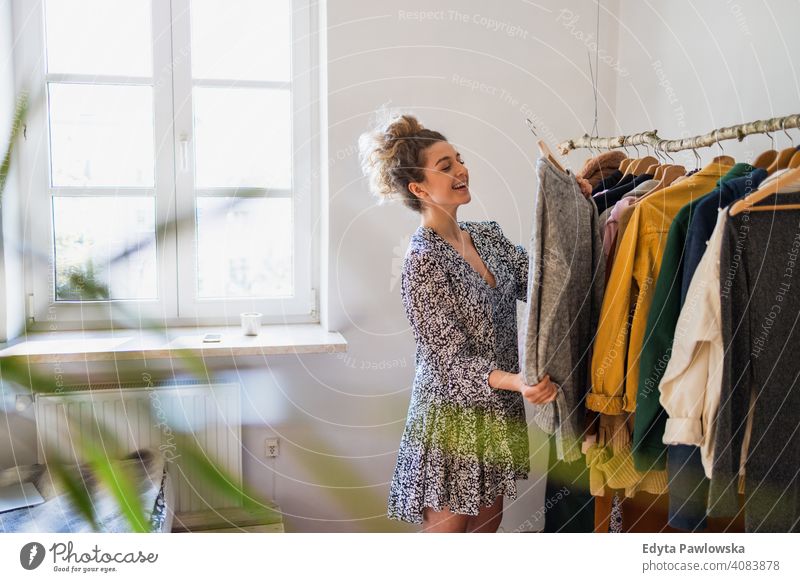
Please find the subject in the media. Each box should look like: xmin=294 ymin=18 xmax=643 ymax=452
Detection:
xmin=53 ymin=197 xmax=157 ymax=300
xmin=193 ymin=87 xmax=291 ymax=189
xmin=196 ymin=197 xmax=292 ymax=298
xmin=49 ymin=83 xmax=155 ymax=187
xmin=190 ymin=0 xmax=290 ymax=81
xmin=45 ymin=0 xmax=152 ymax=76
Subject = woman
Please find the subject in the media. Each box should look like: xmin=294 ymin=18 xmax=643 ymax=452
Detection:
xmin=359 ymin=113 xmax=558 ymax=533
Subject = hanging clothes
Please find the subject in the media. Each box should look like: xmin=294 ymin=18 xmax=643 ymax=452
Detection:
xmin=591 ymin=169 xmax=624 ymax=195
xmin=602 ymin=179 xmax=659 ymax=282
xmin=521 ymin=156 xmax=606 ymax=463
xmin=708 ymin=202 xmax=800 ymax=532
xmin=633 ymin=167 xmax=769 ymax=473
xmin=587 ymin=161 xmax=733 ymax=416
xmin=578 ymin=150 xmax=627 ymax=191
xmin=584 ymin=413 xmax=667 ymax=497
xmin=632 ymin=168 xmax=767 ymax=531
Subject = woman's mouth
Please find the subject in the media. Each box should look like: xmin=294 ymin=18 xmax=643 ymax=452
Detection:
xmin=452 ymin=180 xmax=468 ymax=191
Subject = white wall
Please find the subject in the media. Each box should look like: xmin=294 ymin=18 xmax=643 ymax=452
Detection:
xmin=614 ymin=0 xmax=800 ymax=167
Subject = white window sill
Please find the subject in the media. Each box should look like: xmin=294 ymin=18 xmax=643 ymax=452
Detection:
xmin=0 ymin=323 xmax=347 ymax=363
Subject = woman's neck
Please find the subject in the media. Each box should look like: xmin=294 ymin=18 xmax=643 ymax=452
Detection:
xmin=421 ymin=210 xmax=462 ymax=243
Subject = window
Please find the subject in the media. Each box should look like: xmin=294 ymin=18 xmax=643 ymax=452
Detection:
xmin=15 ymin=0 xmax=318 ymax=327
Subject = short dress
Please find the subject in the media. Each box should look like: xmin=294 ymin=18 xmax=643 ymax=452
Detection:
xmin=387 ymin=219 xmax=531 ymax=524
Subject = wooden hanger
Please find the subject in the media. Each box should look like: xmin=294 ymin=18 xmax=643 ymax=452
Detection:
xmin=709 ymin=129 xmax=736 ymax=167
xmin=629 ymin=156 xmax=658 ymax=176
xmin=711 ymin=155 xmax=736 ymax=166
xmin=650 ymin=165 xmax=665 ymax=181
xmin=766 ymin=147 xmax=798 ymax=175
xmin=634 ymin=165 xmax=686 ymax=203
xmin=618 ymin=158 xmax=634 ymax=174
xmin=753 ymin=149 xmax=778 ymax=170
xmin=538 ymin=140 xmax=565 ymax=173
xmin=728 ymin=165 xmax=800 ymax=215
xmin=645 ymin=162 xmax=662 ymax=177
xmin=789 ymin=150 xmax=800 ymax=169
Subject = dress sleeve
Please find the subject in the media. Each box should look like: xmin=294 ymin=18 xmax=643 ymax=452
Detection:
xmin=488 ymin=220 xmax=529 ymax=302
xmin=401 ymin=250 xmax=499 ymax=409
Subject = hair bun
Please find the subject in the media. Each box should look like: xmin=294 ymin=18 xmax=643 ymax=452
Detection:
xmin=357 ymin=111 xmax=447 ymax=213
xmin=383 ymin=113 xmax=424 ymax=141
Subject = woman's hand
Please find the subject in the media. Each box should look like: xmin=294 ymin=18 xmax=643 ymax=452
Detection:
xmin=518 ymin=373 xmax=558 ymax=405
xmin=576 ymin=176 xmax=593 ymax=198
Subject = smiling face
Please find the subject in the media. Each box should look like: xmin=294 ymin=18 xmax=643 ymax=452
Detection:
xmin=407 ymin=140 xmax=470 ymax=211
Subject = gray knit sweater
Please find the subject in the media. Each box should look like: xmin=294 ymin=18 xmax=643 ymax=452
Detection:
xmin=708 ymin=206 xmax=800 ymax=532
xmin=521 ymin=156 xmax=606 ymax=462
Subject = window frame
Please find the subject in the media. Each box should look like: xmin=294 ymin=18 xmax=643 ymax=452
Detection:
xmin=13 ymin=0 xmax=319 ymax=330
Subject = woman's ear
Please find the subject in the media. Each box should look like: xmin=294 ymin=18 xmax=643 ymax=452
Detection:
xmin=408 ymin=181 xmax=425 ymax=199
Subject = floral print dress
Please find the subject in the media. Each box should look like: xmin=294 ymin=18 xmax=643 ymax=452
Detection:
xmin=387 ymin=219 xmax=531 ymax=524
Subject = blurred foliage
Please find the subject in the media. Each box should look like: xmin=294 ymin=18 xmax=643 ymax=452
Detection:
xmin=0 ymin=90 xmax=277 ymax=533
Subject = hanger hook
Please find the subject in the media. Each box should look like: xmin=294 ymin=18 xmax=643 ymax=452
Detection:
xmin=781 ymin=118 xmax=793 ymax=147
xmin=653 ymin=140 xmax=663 ymax=164
xmin=660 ymin=139 xmax=675 ymax=165
xmin=692 ymin=147 xmax=701 ymax=170
xmin=714 ymin=129 xmax=726 ymax=155
xmin=766 ymin=130 xmax=775 ymax=150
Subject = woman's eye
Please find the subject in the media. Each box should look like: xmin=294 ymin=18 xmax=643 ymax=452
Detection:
xmin=443 ymin=165 xmax=451 ymax=171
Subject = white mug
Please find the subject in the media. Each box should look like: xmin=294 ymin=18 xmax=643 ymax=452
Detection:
xmin=240 ymin=312 xmax=262 ymax=336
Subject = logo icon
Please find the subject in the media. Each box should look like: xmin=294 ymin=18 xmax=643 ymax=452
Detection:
xmin=20 ymin=542 xmax=46 ymax=570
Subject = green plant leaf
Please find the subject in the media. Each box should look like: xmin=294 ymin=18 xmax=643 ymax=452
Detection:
xmin=79 ymin=436 xmax=150 ymax=533
xmin=49 ymin=452 xmax=101 ymax=532
xmin=173 ymin=433 xmax=279 ymax=521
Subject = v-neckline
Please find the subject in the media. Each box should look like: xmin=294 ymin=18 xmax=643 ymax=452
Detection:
xmin=422 ymin=221 xmax=498 ymax=289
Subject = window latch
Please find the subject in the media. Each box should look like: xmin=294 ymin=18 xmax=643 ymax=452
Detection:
xmin=178 ymin=133 xmax=190 ymax=172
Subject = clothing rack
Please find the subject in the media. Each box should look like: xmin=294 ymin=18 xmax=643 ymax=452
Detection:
xmin=556 ymin=113 xmax=800 ymax=156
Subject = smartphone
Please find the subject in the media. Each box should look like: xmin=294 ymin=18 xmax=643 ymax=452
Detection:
xmin=202 ymin=333 xmax=223 ymax=343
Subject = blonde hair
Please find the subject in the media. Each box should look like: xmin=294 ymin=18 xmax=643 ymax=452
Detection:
xmin=357 ymin=111 xmax=448 ymax=213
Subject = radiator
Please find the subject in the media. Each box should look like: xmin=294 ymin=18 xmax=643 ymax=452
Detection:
xmin=34 ymin=381 xmax=242 ymax=513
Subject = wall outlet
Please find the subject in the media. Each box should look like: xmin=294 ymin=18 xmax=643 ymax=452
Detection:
xmin=265 ymin=437 xmax=279 ymax=458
